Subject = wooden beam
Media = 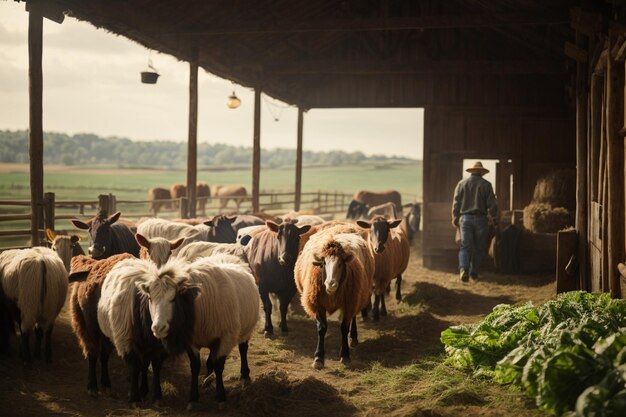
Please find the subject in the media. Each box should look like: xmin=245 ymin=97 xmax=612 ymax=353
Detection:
xmin=252 ymin=88 xmax=261 ymax=213
xmin=565 ymin=41 xmax=588 ymax=63
xmin=29 ymin=10 xmax=44 ymax=247
xmin=162 ymin=11 xmax=568 ymax=37
xmin=294 ymin=107 xmax=304 ymax=212
xmin=260 ymin=60 xmax=565 ymax=75
xmin=186 ymin=49 xmax=198 ymax=219
xmin=575 ymin=31 xmax=588 ymax=291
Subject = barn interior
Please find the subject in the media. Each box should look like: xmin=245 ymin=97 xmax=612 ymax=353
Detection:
xmin=19 ymin=0 xmax=626 ymax=296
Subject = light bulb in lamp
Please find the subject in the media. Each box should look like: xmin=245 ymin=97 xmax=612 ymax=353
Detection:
xmin=227 ymin=92 xmax=241 ymax=109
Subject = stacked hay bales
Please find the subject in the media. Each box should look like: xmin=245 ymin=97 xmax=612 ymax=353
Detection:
xmin=523 ymin=169 xmax=575 ymax=234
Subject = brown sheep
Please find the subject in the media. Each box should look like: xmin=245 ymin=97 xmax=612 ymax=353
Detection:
xmin=196 ymin=182 xmax=210 ymax=215
xmin=47 ymin=228 xmax=85 ymax=272
xmin=295 ymin=226 xmax=373 ymax=369
xmin=357 ymin=216 xmax=410 ymax=321
xmin=346 ymin=190 xmax=402 ymax=219
xmin=147 ymin=187 xmax=172 ymax=214
xmin=68 ymin=253 xmax=135 ymax=397
xmin=211 ymin=184 xmax=247 ymax=212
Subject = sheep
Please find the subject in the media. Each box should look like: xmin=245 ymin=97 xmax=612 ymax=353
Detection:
xmin=71 ymin=210 xmax=140 ymax=259
xmin=97 ymin=257 xmax=172 ymax=406
xmin=0 ymin=247 xmax=68 ymax=364
xmin=136 ymin=218 xmax=204 ymax=252
xmin=357 ymin=216 xmax=410 ymax=320
xmin=135 ymin=255 xmax=259 ymax=408
xmin=295 ymin=230 xmax=374 ymax=369
xmin=47 ymin=228 xmax=84 ymax=272
xmin=367 ymin=202 xmax=399 ymax=220
xmin=236 ymin=224 xmax=266 ymax=245
xmin=135 ymin=233 xmax=184 ymax=267
xmin=68 ymin=253 xmax=135 ymax=397
xmin=176 ymin=241 xmax=249 ymax=266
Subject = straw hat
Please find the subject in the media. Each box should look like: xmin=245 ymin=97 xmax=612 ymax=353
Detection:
xmin=466 ymin=161 xmax=489 ymax=175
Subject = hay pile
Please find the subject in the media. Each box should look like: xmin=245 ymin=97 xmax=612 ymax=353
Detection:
xmin=523 ymin=170 xmax=575 ymax=233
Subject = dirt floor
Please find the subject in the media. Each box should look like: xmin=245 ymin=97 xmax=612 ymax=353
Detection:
xmin=0 ymin=238 xmax=555 ymax=417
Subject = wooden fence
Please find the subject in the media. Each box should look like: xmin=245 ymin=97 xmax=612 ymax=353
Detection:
xmin=0 ymin=190 xmax=358 ymax=250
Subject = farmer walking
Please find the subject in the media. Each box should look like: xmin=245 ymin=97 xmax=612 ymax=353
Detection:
xmin=451 ymin=161 xmax=499 ymax=282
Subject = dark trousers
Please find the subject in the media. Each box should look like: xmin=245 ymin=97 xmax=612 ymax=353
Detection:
xmin=458 ymin=214 xmax=488 ymax=276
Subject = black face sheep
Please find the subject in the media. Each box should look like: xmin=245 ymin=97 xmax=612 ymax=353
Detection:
xmin=71 ymin=210 xmax=140 ymax=259
xmin=135 ymin=233 xmax=184 ymax=267
xmin=0 ymin=247 xmax=68 ymax=365
xmin=47 ymin=228 xmax=85 ymax=272
xmin=245 ymin=220 xmax=311 ymax=336
xmin=135 ymin=255 xmax=259 ymax=409
xmin=97 ymin=257 xmax=175 ymax=406
xmin=357 ymin=216 xmax=410 ymax=320
xmin=295 ymin=231 xmax=374 ymax=369
xmin=68 ymin=253 xmax=135 ymax=397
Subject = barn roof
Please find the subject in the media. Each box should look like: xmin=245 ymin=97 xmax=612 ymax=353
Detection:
xmin=38 ymin=0 xmax=580 ymax=110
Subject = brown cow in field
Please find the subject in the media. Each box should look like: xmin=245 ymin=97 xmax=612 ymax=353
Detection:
xmin=148 ymin=187 xmax=172 ymax=214
xmin=211 ymin=184 xmax=247 ymax=212
xmin=346 ymin=190 xmax=402 ymax=220
xmin=170 ymin=183 xmax=186 ymax=209
xmin=196 ymin=182 xmax=210 ymax=215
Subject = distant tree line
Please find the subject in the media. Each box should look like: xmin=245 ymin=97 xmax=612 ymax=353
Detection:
xmin=0 ymin=130 xmax=416 ymax=168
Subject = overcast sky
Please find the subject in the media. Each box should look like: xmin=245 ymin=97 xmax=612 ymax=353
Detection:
xmin=0 ymin=1 xmax=424 ymax=159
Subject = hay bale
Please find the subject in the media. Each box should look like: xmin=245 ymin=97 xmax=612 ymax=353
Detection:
xmin=531 ymin=169 xmax=576 ymax=210
xmin=523 ymin=203 xmax=573 ymax=233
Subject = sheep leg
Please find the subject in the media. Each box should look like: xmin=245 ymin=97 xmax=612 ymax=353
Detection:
xmin=373 ymin=294 xmax=381 ymax=322
xmin=43 ymin=326 xmax=54 ymax=363
xmin=151 ymin=353 xmax=166 ymax=404
xmin=33 ymin=327 xmax=43 ymax=359
xmin=87 ymin=353 xmax=99 ymax=397
xmin=313 ymin=309 xmax=327 ymax=370
xmin=100 ymin=340 xmax=113 ymax=393
xmin=349 ymin=316 xmax=358 ymax=347
xmin=214 ymin=355 xmax=227 ymax=406
xmin=124 ymin=352 xmax=142 ymax=406
xmin=238 ymin=342 xmax=251 ymax=384
xmin=259 ymin=290 xmax=274 ymax=336
xmin=278 ymin=292 xmax=293 ymax=335
xmin=186 ymin=348 xmax=201 ymax=408
xmin=395 ymin=274 xmax=402 ymax=302
xmin=205 ymin=351 xmax=214 ymax=376
xmin=139 ymin=359 xmax=150 ymax=400
xmin=20 ymin=330 xmax=32 ymax=365
xmin=380 ymin=293 xmax=388 ymax=317
xmin=339 ymin=318 xmax=351 ymax=364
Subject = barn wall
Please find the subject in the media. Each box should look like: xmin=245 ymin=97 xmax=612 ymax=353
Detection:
xmin=422 ymin=106 xmax=574 ymax=270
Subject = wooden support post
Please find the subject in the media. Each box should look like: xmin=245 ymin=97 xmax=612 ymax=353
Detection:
xmin=98 ymin=194 xmax=110 ymax=213
xmin=606 ymin=33 xmax=624 ymax=298
xmin=180 ymin=197 xmax=188 ymax=219
xmin=294 ymin=107 xmax=304 ymax=211
xmin=252 ymin=88 xmax=261 ymax=213
xmin=28 ymin=10 xmax=44 ymax=246
xmin=186 ymin=49 xmax=198 ymax=219
xmin=44 ymin=192 xmax=55 ymax=234
xmin=575 ymin=31 xmax=589 ymax=291
xmin=590 ymin=74 xmax=602 ymax=202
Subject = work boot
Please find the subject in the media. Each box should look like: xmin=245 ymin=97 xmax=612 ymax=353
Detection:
xmin=459 ymin=269 xmax=469 ymax=283
xmin=470 ymin=273 xmax=479 ymax=282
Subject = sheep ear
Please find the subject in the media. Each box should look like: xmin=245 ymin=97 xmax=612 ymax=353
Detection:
xmin=70 ymin=235 xmax=81 ymax=244
xmin=356 ymin=220 xmax=371 ymax=229
xmin=298 ymin=225 xmax=311 ymax=235
xmin=170 ymin=237 xmax=185 ymax=250
xmin=135 ymin=233 xmax=151 ymax=249
xmin=344 ymin=254 xmax=354 ymax=263
xmin=135 ymin=281 xmax=150 ymax=295
xmin=108 ymin=211 xmax=122 ymax=224
xmin=266 ymin=221 xmax=279 ymax=233
xmin=312 ymin=254 xmax=324 ymax=267
xmin=388 ymin=219 xmax=402 ymax=229
xmin=204 ymin=219 xmax=214 ymax=227
xmin=71 ymin=219 xmax=91 ymax=230
xmin=46 ymin=228 xmax=56 ymax=241
xmin=227 ymin=215 xmax=237 ymax=223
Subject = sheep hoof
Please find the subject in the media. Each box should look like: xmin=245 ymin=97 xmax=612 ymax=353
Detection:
xmin=129 ymin=402 xmax=138 ymax=409
xmin=88 ymin=389 xmax=98 ymax=398
xmin=340 ymin=356 xmax=351 ymax=365
xmin=186 ymin=402 xmax=198 ymax=411
xmin=350 ymin=338 xmax=358 ymax=348
xmin=312 ymin=358 xmax=324 ymax=370
xmin=217 ymin=401 xmax=227 ymax=410
xmin=264 ymin=330 xmax=274 ymax=338
xmin=280 ymin=330 xmax=289 ymax=337
xmin=152 ymin=399 xmax=161 ymax=408
xmin=240 ymin=377 xmax=251 ymax=388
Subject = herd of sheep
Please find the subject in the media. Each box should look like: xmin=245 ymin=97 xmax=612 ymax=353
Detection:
xmin=0 ymin=191 xmax=419 ymax=410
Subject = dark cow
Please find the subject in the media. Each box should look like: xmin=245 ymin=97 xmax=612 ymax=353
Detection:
xmin=71 ymin=210 xmax=140 ymax=260
xmin=205 ymin=215 xmax=238 ymax=243
xmin=245 ymin=220 xmax=311 ymax=336
xmin=346 ymin=190 xmax=402 ymax=220
xmin=232 ymin=215 xmax=266 ymax=232
xmin=148 ymin=187 xmax=172 ymax=214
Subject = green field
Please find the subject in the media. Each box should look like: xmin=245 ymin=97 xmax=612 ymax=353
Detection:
xmin=0 ymin=162 xmax=421 ymax=248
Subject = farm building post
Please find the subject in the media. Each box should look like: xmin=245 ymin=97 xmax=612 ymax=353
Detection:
xmin=186 ymin=48 xmax=198 ymax=219
xmin=28 ymin=8 xmax=44 ymax=246
xmin=252 ymin=87 xmax=261 ymax=213
xmin=295 ymin=107 xmax=304 ymax=212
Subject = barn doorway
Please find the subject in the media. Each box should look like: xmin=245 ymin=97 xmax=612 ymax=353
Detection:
xmin=462 ymin=158 xmax=513 ymax=211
